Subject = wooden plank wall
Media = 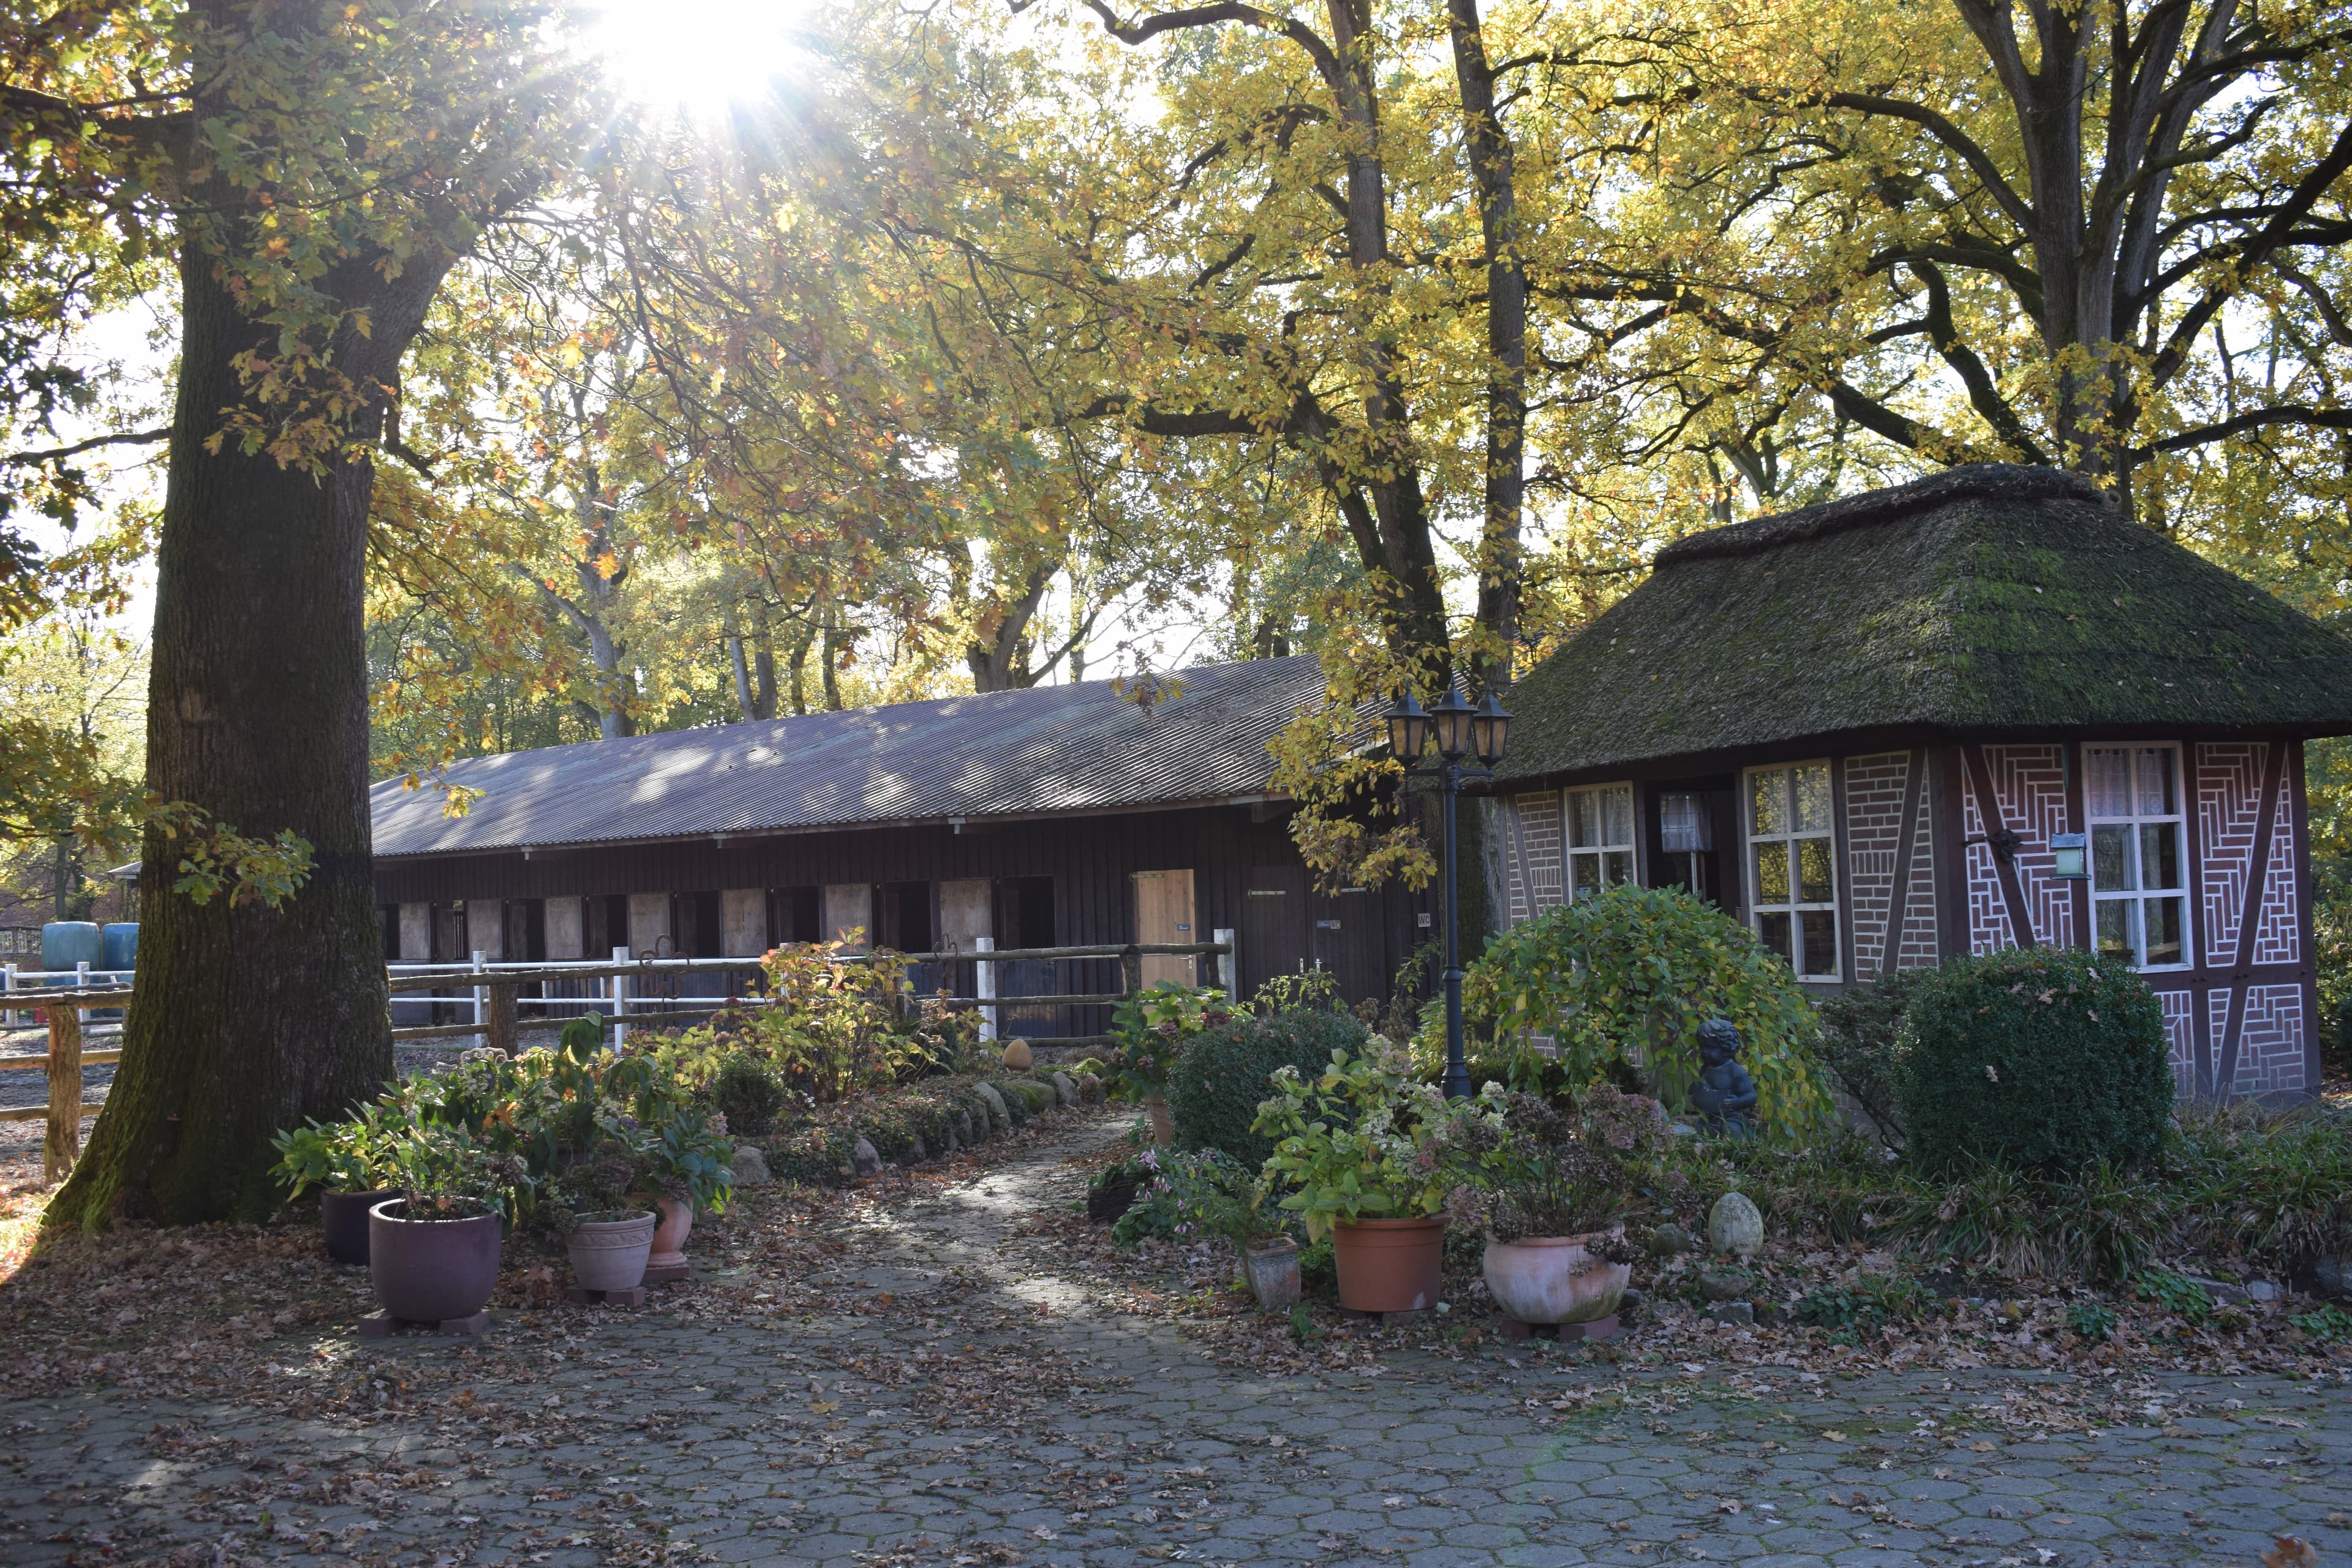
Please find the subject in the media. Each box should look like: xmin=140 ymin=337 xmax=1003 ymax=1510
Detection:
xmin=372 ymin=803 xmax=1433 ymax=1011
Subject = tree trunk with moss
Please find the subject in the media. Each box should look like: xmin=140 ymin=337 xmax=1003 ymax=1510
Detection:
xmin=47 ymin=223 xmax=450 ymax=1228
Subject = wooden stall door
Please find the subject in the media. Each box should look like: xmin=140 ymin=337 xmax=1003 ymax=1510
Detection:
xmin=1133 ymin=869 xmax=1197 ymax=987
xmin=1240 ymin=865 xmax=1308 ymax=997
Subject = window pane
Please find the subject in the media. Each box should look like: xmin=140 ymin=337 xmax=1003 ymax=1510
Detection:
xmin=1799 ymin=911 xmax=1838 ymax=977
xmin=2095 ymin=899 xmax=2138 ymax=962
xmin=1754 ymin=841 xmax=1791 ymax=903
xmin=1796 ymin=837 xmax=1835 ymax=902
xmin=1602 ymin=785 xmax=1634 ymax=848
xmin=1758 ymin=911 xmax=1792 ymax=967
xmin=1793 ymin=764 xmax=1832 ymax=832
xmin=1571 ymin=853 xmax=1602 ymax=901
xmin=2092 ymin=824 xmax=2136 ymax=891
xmin=1750 ymin=769 xmax=1786 ymax=835
xmin=2135 ymin=748 xmax=2176 ymax=816
xmin=2086 ymin=747 xmax=2132 ymax=818
xmin=2144 ymin=896 xmax=2185 ymax=967
xmin=1604 ymin=850 xmax=1634 ymax=886
xmin=1570 ymin=790 xmax=1600 ymax=849
xmin=2139 ymin=822 xmax=2182 ymax=891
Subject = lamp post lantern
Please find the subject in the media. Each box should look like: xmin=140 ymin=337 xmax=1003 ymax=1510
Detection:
xmin=1385 ymin=682 xmax=1510 ymax=1100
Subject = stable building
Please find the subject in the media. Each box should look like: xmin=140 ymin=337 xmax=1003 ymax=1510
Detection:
xmin=1488 ymin=465 xmax=2352 ymax=1100
xmin=368 ymin=654 xmax=1428 ymax=1034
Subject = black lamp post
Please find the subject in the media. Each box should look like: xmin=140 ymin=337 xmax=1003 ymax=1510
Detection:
xmin=1385 ymin=680 xmax=1510 ymax=1099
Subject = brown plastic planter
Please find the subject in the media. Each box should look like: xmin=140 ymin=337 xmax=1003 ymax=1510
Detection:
xmin=368 ymin=1199 xmax=502 ymax=1324
xmin=1331 ymin=1216 xmax=1446 ymax=1313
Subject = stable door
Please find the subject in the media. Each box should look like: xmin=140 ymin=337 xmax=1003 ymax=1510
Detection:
xmin=1131 ymin=869 xmax=1198 ymax=987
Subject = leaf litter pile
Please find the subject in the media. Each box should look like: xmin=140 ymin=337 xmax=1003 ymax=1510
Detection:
xmin=1 ymin=1102 xmax=2348 ymax=1566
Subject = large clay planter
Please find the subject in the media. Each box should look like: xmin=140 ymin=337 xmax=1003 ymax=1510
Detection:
xmin=322 ymin=1188 xmax=398 ymax=1265
xmin=567 ymin=1210 xmax=657 ymax=1294
xmin=368 ymin=1199 xmax=502 ymax=1324
xmin=1331 ymin=1216 xmax=1447 ymax=1313
xmin=647 ymin=1196 xmax=694 ymax=1275
xmin=1244 ymin=1239 xmax=1302 ymax=1314
xmin=1483 ymin=1230 xmax=1630 ymax=1325
xmin=1145 ymin=1095 xmax=1174 ymax=1147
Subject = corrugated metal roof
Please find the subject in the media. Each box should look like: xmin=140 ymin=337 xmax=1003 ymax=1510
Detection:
xmin=372 ymin=654 xmax=1333 ymax=859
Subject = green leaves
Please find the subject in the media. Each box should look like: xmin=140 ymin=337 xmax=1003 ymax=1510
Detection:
xmin=1449 ymin=883 xmax=1831 ymax=1136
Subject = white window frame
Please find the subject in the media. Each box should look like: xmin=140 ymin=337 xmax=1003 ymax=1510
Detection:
xmin=1744 ymin=760 xmax=1840 ymax=980
xmin=1564 ymin=782 xmax=1638 ymax=901
xmin=2082 ymin=744 xmax=2193 ymax=972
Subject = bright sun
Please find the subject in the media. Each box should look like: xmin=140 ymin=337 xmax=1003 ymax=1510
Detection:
xmin=579 ymin=0 xmax=820 ymax=114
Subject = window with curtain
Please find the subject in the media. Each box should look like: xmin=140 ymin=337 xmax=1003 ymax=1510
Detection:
xmin=2085 ymin=745 xmax=2189 ymax=969
xmin=1747 ymin=762 xmax=1838 ymax=978
xmin=1566 ymin=783 xmax=1636 ymax=900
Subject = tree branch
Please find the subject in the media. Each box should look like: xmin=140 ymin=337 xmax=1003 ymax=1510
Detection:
xmin=1 ymin=427 xmax=170 ymax=466
xmin=1078 ymin=0 xmax=1343 ymax=88
xmin=1820 ymin=91 xmax=2037 ymax=230
xmin=2139 ymin=404 xmax=2352 ymax=454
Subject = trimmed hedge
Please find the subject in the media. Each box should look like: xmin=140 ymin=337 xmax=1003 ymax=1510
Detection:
xmin=1894 ymin=947 xmax=2173 ymax=1174
xmin=760 ymin=1076 xmax=1003 ymax=1187
xmin=1167 ymin=1008 xmax=1368 ymax=1167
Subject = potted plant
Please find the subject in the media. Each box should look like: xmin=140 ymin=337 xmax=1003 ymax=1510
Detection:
xmin=1254 ymin=1041 xmax=1499 ymax=1314
xmin=548 ymin=1142 xmax=658 ymax=1295
xmin=1088 ymin=982 xmax=1223 ymax=1145
xmin=1449 ymin=1085 xmax=1652 ymax=1327
xmin=634 ymin=1107 xmax=735 ymax=1281
xmin=271 ymin=1106 xmax=401 ymax=1265
xmin=367 ymin=1124 xmax=526 ymax=1326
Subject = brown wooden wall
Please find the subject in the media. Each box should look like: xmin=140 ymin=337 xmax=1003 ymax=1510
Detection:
xmin=372 ymin=803 xmax=1435 ymax=1012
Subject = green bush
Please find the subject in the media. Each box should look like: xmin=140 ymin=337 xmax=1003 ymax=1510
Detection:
xmin=1814 ymin=967 xmax=1929 ymax=1144
xmin=1895 ymin=948 xmax=2173 ymax=1175
xmin=1444 ymin=883 xmax=1831 ymax=1133
xmin=1167 ymin=1008 xmax=1367 ymax=1167
xmin=711 ymin=1054 xmax=788 ymax=1137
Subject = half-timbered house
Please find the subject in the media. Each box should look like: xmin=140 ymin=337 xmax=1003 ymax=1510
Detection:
xmin=1487 ymin=465 xmax=2352 ymax=1099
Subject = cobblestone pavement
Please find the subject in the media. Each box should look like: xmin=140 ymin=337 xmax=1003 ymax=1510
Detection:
xmin=2 ymin=1109 xmax=2346 ymax=1568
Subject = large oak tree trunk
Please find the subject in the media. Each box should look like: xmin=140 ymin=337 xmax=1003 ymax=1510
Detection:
xmin=49 ymin=231 xmax=447 ymax=1227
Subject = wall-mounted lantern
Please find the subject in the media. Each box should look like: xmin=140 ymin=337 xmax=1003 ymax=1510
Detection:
xmin=2049 ymin=832 xmax=2089 ymax=880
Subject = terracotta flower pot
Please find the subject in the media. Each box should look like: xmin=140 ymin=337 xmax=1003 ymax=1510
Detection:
xmin=1483 ymin=1229 xmax=1630 ymax=1325
xmin=1145 ymin=1095 xmax=1174 ymax=1148
xmin=647 ymin=1196 xmax=694 ymax=1273
xmin=368 ymin=1199 xmax=502 ymax=1324
xmin=1244 ymin=1238 xmax=1302 ymax=1314
xmin=322 ymin=1188 xmax=398 ymax=1265
xmin=567 ymin=1210 xmax=657 ymax=1294
xmin=1331 ymin=1216 xmax=1447 ymax=1313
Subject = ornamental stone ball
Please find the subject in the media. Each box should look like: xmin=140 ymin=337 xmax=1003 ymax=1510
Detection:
xmin=1708 ymin=1190 xmax=1764 ymax=1257
xmin=1689 ymin=1017 xmax=1760 ymax=1137
xmin=1001 ymin=1038 xmax=1035 ymax=1071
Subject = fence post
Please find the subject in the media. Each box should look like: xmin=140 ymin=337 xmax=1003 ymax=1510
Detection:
xmin=44 ymin=1001 xmax=83 ymax=1185
xmin=470 ymin=949 xmax=487 ymax=1033
xmin=2 ymin=961 xmax=14 ymax=1027
xmin=611 ymin=946 xmax=630 ymax=1049
xmin=1213 ymin=928 xmax=1236 ymax=1000
xmin=488 ymin=980 xmax=518 ymax=1057
xmin=1120 ymin=943 xmax=1144 ymax=1002
xmin=974 ymin=936 xmax=997 ymax=1042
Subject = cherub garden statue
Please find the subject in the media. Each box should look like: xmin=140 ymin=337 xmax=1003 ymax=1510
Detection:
xmin=1689 ymin=1017 xmax=1760 ymax=1137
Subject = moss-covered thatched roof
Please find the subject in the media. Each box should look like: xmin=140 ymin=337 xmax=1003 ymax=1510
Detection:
xmin=1496 ymin=464 xmax=2352 ymax=785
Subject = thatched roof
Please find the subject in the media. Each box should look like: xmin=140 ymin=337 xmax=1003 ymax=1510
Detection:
xmin=1496 ymin=464 xmax=2352 ymax=784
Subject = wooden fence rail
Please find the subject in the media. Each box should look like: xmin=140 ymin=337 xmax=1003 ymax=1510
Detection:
xmin=2 ymin=936 xmax=1237 ymax=1186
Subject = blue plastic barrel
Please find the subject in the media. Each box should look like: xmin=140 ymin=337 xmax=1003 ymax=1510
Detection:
xmin=102 ymin=922 xmax=138 ymax=974
xmin=40 ymin=921 xmax=102 ymax=976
